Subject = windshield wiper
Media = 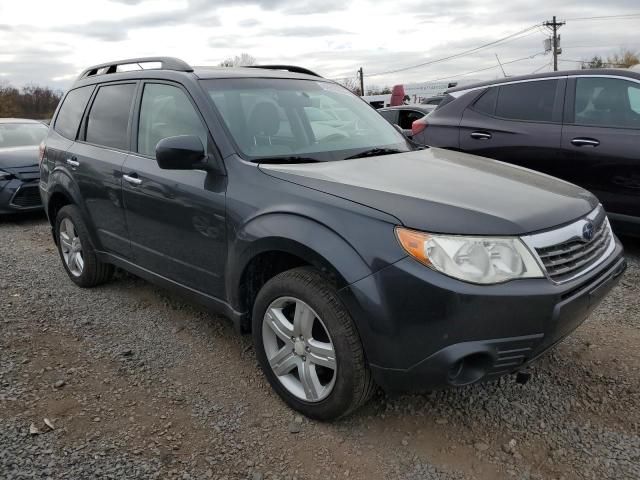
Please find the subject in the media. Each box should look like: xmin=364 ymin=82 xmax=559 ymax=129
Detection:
xmin=344 ymin=148 xmax=405 ymax=160
xmin=254 ymin=156 xmax=323 ymax=165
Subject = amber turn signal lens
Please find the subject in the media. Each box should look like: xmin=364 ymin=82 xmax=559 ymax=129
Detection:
xmin=395 ymin=227 xmax=432 ymax=266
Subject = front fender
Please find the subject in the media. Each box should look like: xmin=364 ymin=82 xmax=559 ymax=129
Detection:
xmin=226 ymin=213 xmax=376 ymax=311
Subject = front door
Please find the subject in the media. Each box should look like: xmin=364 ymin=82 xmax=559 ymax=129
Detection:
xmin=122 ymin=82 xmax=227 ymax=298
xmin=561 ymin=76 xmax=640 ymax=220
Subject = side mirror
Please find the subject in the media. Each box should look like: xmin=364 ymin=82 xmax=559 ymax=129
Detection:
xmin=155 ymin=135 xmax=206 ymax=170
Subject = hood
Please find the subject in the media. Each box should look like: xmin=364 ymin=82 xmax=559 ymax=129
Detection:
xmin=0 ymin=146 xmax=39 ymax=169
xmin=260 ymin=148 xmax=598 ymax=235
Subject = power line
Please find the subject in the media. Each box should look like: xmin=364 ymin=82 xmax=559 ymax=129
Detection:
xmin=564 ymin=13 xmax=640 ymax=21
xmin=420 ymin=52 xmax=546 ymax=83
xmin=366 ymin=24 xmax=541 ymax=77
xmin=531 ymin=61 xmax=551 ymax=74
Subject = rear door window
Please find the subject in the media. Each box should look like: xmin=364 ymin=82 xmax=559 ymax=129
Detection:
xmin=574 ymin=77 xmax=640 ymax=128
xmin=495 ymin=80 xmax=558 ymax=122
xmin=85 ymin=83 xmax=136 ymax=150
xmin=398 ymin=110 xmax=425 ymax=129
xmin=54 ymin=86 xmax=94 ymax=140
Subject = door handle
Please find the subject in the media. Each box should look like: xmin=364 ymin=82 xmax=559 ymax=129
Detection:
xmin=66 ymin=158 xmax=80 ymax=167
xmin=470 ymin=131 xmax=492 ymax=140
xmin=123 ymin=173 xmax=142 ymax=185
xmin=571 ymin=138 xmax=600 ymax=147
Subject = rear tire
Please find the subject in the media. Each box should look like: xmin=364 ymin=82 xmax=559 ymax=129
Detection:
xmin=252 ymin=267 xmax=375 ymax=420
xmin=55 ymin=205 xmax=113 ymax=287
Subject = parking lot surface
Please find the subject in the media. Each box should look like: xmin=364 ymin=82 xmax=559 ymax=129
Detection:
xmin=1 ymin=215 xmax=639 ymax=480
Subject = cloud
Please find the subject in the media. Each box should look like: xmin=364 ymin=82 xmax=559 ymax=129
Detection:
xmin=260 ymin=26 xmax=352 ymax=37
xmin=1 ymin=0 xmax=638 ymax=90
xmin=56 ymin=8 xmax=221 ymax=42
xmin=238 ymin=18 xmax=261 ymax=27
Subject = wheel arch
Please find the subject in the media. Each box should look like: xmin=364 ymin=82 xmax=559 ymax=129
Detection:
xmin=228 ymin=214 xmax=372 ymax=332
xmin=45 ymin=171 xmax=99 ymax=249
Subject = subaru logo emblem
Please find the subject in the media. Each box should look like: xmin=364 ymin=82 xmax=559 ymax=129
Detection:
xmin=582 ymin=222 xmax=595 ymax=242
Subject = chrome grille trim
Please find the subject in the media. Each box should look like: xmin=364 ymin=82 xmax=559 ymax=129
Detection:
xmin=521 ymin=205 xmax=616 ymax=284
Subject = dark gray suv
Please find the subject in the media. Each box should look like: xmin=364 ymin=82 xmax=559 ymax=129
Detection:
xmin=40 ymin=57 xmax=626 ymax=419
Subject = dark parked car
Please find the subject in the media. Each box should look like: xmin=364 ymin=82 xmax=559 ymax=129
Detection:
xmin=40 ymin=57 xmax=625 ymax=419
xmin=413 ymin=69 xmax=640 ymax=236
xmin=0 ymin=118 xmax=48 ymax=214
xmin=420 ymin=95 xmax=446 ymax=106
xmin=378 ymin=105 xmax=434 ymax=138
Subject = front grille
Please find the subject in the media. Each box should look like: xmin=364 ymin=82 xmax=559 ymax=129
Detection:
xmin=10 ymin=185 xmax=42 ymax=208
xmin=531 ymin=212 xmax=614 ymax=283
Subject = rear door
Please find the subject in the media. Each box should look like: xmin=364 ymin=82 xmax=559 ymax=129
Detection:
xmin=561 ymin=75 xmax=640 ymax=220
xmin=459 ymin=79 xmax=565 ymax=174
xmin=121 ymin=81 xmax=227 ymax=298
xmin=44 ymin=86 xmax=95 ymax=190
xmin=67 ymin=82 xmax=137 ymax=258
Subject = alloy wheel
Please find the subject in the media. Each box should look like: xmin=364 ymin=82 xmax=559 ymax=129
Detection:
xmin=59 ymin=217 xmax=84 ymax=277
xmin=262 ymin=296 xmax=337 ymax=402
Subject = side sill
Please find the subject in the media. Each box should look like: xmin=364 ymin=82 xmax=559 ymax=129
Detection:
xmin=96 ymin=251 xmax=246 ymax=333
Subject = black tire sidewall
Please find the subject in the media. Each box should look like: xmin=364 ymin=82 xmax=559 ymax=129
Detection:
xmin=252 ymin=268 xmax=366 ymax=420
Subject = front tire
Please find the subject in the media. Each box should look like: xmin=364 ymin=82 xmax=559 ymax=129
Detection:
xmin=252 ymin=267 xmax=375 ymax=420
xmin=55 ymin=205 xmax=113 ymax=287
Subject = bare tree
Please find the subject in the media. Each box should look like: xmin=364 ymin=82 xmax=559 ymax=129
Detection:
xmin=582 ymin=49 xmax=639 ymax=69
xmin=338 ymin=77 xmax=361 ymax=96
xmin=366 ymin=86 xmax=392 ymax=95
xmin=0 ymin=82 xmax=62 ymax=119
xmin=219 ymin=53 xmax=257 ymax=67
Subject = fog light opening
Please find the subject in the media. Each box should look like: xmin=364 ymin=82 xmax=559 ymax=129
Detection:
xmin=448 ymin=353 xmax=492 ymax=386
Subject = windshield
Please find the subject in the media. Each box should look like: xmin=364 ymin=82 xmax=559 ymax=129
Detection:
xmin=0 ymin=123 xmax=48 ymax=148
xmin=201 ymin=78 xmax=411 ymax=162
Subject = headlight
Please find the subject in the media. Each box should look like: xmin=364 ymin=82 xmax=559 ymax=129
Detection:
xmin=0 ymin=170 xmax=13 ymax=181
xmin=395 ymin=227 xmax=544 ymax=284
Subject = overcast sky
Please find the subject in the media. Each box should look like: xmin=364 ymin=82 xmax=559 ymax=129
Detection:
xmin=0 ymin=0 xmax=638 ymax=92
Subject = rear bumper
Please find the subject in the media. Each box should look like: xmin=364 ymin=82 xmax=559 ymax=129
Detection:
xmin=338 ymin=239 xmax=625 ymax=392
xmin=0 ymin=178 xmax=43 ymax=214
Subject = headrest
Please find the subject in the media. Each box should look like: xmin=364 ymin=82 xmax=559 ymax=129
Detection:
xmin=249 ymin=102 xmax=280 ymax=137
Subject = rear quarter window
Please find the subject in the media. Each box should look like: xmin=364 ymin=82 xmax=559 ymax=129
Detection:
xmin=54 ymin=86 xmax=94 ymax=140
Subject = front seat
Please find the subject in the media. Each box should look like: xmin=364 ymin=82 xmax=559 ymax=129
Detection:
xmin=247 ymin=102 xmax=291 ymax=155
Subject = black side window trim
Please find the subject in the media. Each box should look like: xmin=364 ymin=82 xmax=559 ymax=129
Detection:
xmin=53 ymin=85 xmax=96 ymax=140
xmin=468 ymin=79 xmax=565 ymax=125
xmin=77 ymin=80 xmax=139 ymax=153
xmin=130 ymin=79 xmax=219 ymax=162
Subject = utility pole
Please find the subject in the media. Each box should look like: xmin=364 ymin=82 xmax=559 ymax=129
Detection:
xmin=358 ymin=67 xmax=364 ymax=96
xmin=543 ymin=16 xmax=565 ymax=71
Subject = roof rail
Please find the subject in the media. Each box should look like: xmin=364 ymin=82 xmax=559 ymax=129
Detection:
xmin=78 ymin=57 xmax=193 ymax=80
xmin=247 ymin=65 xmax=322 ymax=78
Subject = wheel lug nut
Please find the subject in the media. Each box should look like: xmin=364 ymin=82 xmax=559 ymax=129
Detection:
xmin=302 ymin=356 xmax=306 ymax=361
xmin=305 ymin=346 xmax=310 ymax=352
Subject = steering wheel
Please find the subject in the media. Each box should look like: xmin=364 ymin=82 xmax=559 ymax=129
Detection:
xmin=318 ymin=133 xmax=348 ymax=143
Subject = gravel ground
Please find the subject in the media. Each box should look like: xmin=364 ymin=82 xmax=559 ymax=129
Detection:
xmin=1 ymin=214 xmax=639 ymax=480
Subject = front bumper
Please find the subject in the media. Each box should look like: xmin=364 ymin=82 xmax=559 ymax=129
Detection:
xmin=338 ymin=238 xmax=626 ymax=392
xmin=0 ymin=178 xmax=43 ymax=214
